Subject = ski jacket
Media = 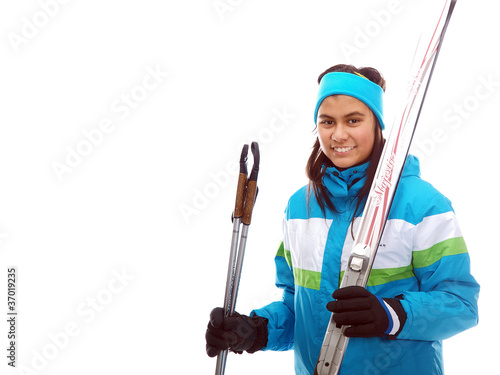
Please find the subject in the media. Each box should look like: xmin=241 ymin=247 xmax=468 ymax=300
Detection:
xmin=251 ymin=155 xmax=479 ymax=375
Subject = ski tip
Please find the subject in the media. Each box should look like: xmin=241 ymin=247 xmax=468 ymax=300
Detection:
xmin=449 ymin=0 xmax=457 ymax=13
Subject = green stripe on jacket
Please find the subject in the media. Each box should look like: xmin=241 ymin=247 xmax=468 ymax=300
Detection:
xmin=276 ymin=237 xmax=467 ymax=290
xmin=277 ymin=244 xmax=321 ymax=290
xmin=412 ymin=237 xmax=468 ymax=269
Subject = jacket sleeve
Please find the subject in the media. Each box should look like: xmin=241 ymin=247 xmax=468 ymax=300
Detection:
xmin=397 ymin=194 xmax=480 ymax=341
xmin=250 ymin=233 xmax=295 ymax=351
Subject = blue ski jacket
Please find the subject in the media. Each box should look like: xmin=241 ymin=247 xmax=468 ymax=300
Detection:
xmin=251 ymin=155 xmax=479 ymax=374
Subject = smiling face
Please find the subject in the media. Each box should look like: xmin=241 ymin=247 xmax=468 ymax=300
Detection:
xmin=316 ymin=95 xmax=377 ymax=170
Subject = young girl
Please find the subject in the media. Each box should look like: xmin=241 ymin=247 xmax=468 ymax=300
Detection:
xmin=206 ymin=64 xmax=480 ymax=374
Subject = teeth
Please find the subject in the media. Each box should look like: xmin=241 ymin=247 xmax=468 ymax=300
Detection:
xmin=333 ymin=146 xmax=354 ymax=153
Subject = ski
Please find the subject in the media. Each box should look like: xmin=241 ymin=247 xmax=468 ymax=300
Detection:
xmin=215 ymin=142 xmax=260 ymax=375
xmin=314 ymin=1 xmax=457 ymax=374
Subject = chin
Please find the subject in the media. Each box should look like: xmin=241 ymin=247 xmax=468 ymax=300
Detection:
xmin=332 ymin=158 xmax=355 ymax=170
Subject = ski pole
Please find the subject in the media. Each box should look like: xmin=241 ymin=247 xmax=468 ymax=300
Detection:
xmin=314 ymin=1 xmax=457 ymax=374
xmin=215 ymin=142 xmax=260 ymax=375
xmin=215 ymin=143 xmax=248 ymax=375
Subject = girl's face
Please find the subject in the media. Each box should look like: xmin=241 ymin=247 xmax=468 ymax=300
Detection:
xmin=316 ymin=95 xmax=376 ymax=170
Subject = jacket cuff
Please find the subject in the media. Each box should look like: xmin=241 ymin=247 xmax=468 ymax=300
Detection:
xmin=246 ymin=316 xmax=268 ymax=353
xmin=383 ymin=297 xmax=407 ymax=338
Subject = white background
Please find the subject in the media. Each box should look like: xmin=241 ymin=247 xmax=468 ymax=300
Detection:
xmin=1 ymin=0 xmax=498 ymax=374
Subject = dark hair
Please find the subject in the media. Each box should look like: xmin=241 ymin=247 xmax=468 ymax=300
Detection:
xmin=317 ymin=64 xmax=386 ymax=90
xmin=306 ymin=64 xmax=386 ymax=223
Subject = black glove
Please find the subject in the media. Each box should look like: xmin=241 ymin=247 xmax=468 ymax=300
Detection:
xmin=326 ymin=286 xmax=407 ymax=338
xmin=205 ymin=307 xmax=268 ymax=357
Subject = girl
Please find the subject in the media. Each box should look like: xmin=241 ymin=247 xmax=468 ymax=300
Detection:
xmin=206 ymin=64 xmax=480 ymax=374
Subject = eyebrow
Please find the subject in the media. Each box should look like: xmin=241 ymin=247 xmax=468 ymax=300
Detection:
xmin=318 ymin=111 xmax=366 ymax=120
xmin=344 ymin=111 xmax=366 ymax=118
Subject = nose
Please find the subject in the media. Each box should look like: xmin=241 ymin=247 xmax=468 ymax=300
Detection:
xmin=331 ymin=124 xmax=348 ymax=142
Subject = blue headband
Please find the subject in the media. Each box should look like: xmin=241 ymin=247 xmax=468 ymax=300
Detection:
xmin=314 ymin=72 xmax=385 ymax=130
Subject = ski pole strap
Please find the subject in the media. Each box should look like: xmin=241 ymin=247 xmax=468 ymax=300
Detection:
xmin=242 ymin=142 xmax=260 ymax=225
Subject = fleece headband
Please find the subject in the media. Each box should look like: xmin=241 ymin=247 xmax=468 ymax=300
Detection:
xmin=314 ymin=72 xmax=385 ymax=130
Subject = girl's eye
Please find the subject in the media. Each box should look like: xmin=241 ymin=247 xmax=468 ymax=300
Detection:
xmin=349 ymin=119 xmax=360 ymax=125
xmin=321 ymin=121 xmax=334 ymax=126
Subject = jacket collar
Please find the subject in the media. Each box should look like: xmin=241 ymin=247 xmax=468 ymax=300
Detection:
xmin=322 ymin=155 xmax=421 ymax=204
xmin=322 ymin=161 xmax=370 ymax=202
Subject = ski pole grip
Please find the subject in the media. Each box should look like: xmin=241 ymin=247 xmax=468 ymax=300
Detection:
xmin=242 ymin=180 xmax=257 ymax=225
xmin=234 ymin=173 xmax=247 ymax=218
xmin=234 ymin=144 xmax=249 ymax=219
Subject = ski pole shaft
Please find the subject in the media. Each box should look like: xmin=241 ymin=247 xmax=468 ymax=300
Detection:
xmin=214 ymin=216 xmax=242 ymax=373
